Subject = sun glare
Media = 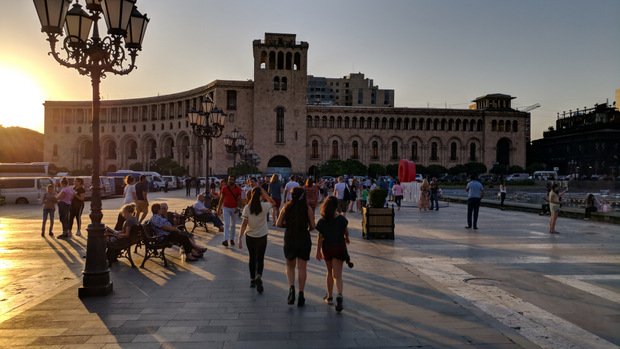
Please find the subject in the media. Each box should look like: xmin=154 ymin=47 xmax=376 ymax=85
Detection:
xmin=0 ymin=66 xmax=45 ymax=133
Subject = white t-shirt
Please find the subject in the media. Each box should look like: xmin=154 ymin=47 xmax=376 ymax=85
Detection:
xmin=123 ymin=184 xmax=136 ymax=205
xmin=283 ymin=181 xmax=299 ymax=202
xmin=334 ymin=182 xmax=347 ymax=199
xmin=241 ymin=202 xmax=272 ymax=238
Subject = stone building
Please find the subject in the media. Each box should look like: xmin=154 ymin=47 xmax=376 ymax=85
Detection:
xmin=43 ymin=33 xmax=530 ymax=178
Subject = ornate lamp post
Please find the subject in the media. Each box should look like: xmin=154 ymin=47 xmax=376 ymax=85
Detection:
xmin=187 ymin=96 xmax=226 ymax=179
xmin=224 ymin=128 xmax=246 ymax=168
xmin=33 ymin=0 xmax=149 ymax=297
xmin=242 ymin=146 xmax=261 ymax=167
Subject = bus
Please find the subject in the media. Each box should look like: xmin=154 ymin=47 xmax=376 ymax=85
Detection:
xmin=0 ymin=162 xmax=58 ymax=177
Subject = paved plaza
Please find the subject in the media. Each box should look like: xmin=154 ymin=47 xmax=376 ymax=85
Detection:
xmin=0 ymin=189 xmax=618 ymax=348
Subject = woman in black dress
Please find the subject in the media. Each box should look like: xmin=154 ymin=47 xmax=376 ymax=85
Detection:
xmin=276 ymin=187 xmax=316 ymax=307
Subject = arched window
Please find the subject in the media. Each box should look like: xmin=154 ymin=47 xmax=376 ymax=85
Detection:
xmin=419 ymin=118 xmax=424 ymax=130
xmin=311 ymin=140 xmax=319 ymax=158
xmin=344 ymin=117 xmax=350 ymax=129
xmin=337 ymin=116 xmax=342 ymax=128
xmin=331 ymin=140 xmax=339 ymax=159
xmin=470 ymin=120 xmax=475 ymax=131
xmin=492 ymin=120 xmax=497 ymax=131
xmin=359 ymin=117 xmax=364 ymax=129
xmin=314 ymin=116 xmax=319 ymax=128
xmin=352 ymin=141 xmax=359 ymax=159
xmin=505 ymin=120 xmax=511 ymax=132
xmin=366 ymin=118 xmax=372 ymax=129
xmin=371 ymin=141 xmax=379 ymax=160
xmin=274 ymin=77 xmax=280 ymax=91
xmin=277 ymin=51 xmax=284 ymax=69
xmin=281 ymin=77 xmax=287 ymax=91
xmin=498 ymin=120 xmax=505 ymax=132
xmin=477 ymin=120 xmax=483 ymax=131
xmin=450 ymin=142 xmax=457 ymax=161
xmin=512 ymin=120 xmax=518 ymax=132
xmin=381 ymin=117 xmax=387 ymax=130
xmin=352 ymin=117 xmax=357 ymax=129
xmin=294 ymin=52 xmax=301 ymax=70
xmin=268 ymin=51 xmax=276 ymax=69
xmin=456 ymin=119 xmax=461 ymax=131
xmin=285 ymin=52 xmax=292 ymax=70
xmin=276 ymin=108 xmax=284 ymax=143
xmin=374 ymin=117 xmax=380 ymax=129
xmin=426 ymin=119 xmax=432 ymax=131
xmin=396 ymin=118 xmax=401 ymax=130
xmin=329 ymin=116 xmax=335 ymax=128
xmin=389 ymin=118 xmax=394 ymax=130
xmin=411 ymin=142 xmax=418 ymax=161
xmin=321 ymin=116 xmax=327 ymax=128
xmin=404 ymin=118 xmax=409 ymax=130
xmin=431 ymin=142 xmax=438 ymax=161
xmin=391 ymin=141 xmax=398 ymax=160
xmin=470 ymin=143 xmax=476 ymax=161
xmin=307 ymin=116 xmax=313 ymax=128
xmin=433 ymin=119 xmax=439 ymax=131
xmin=462 ymin=120 xmax=467 ymax=131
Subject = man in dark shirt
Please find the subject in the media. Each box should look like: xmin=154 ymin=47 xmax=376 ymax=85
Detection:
xmin=135 ymin=175 xmax=149 ymax=223
xmin=185 ymin=177 xmax=192 ymax=196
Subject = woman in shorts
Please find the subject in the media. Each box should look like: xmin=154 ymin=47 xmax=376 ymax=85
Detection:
xmin=549 ymin=183 xmax=567 ymax=234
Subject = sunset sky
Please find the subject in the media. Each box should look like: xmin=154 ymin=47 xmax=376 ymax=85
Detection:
xmin=1 ymin=0 xmax=618 ymax=140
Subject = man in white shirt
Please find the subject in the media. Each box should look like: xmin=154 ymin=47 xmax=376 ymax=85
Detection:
xmin=193 ymin=194 xmax=224 ymax=232
xmin=283 ymin=175 xmax=299 ymax=203
xmin=333 ymin=176 xmax=349 ymax=217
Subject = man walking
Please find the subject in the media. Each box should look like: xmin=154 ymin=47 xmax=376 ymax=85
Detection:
xmin=217 ymin=176 xmax=242 ymax=247
xmin=283 ymin=175 xmax=299 ymax=203
xmin=135 ymin=175 xmax=149 ymax=223
xmin=465 ymin=174 xmax=484 ymax=229
xmin=430 ymin=177 xmax=439 ymax=211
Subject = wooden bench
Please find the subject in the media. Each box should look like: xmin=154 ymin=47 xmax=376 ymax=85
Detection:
xmin=182 ymin=205 xmax=215 ymax=232
xmin=106 ymin=225 xmax=143 ymax=268
xmin=140 ymin=220 xmax=173 ymax=268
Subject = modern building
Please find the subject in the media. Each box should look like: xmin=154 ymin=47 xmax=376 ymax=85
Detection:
xmin=531 ymin=100 xmax=620 ymax=177
xmin=43 ymin=33 xmax=531 ymax=178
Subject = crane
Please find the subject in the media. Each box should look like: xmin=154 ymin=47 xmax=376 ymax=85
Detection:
xmin=517 ymin=103 xmax=541 ymax=112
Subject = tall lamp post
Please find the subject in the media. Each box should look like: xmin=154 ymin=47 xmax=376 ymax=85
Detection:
xmin=224 ymin=128 xmax=246 ymax=168
xmin=187 ymin=97 xmax=226 ymax=179
xmin=242 ymin=147 xmax=261 ymax=167
xmin=33 ymin=0 xmax=149 ymax=297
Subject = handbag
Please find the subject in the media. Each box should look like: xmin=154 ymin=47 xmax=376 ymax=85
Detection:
xmin=343 ymin=184 xmax=351 ymax=201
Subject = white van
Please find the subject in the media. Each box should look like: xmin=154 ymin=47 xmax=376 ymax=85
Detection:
xmin=505 ymin=173 xmax=530 ymax=182
xmin=161 ymin=176 xmax=178 ymax=190
xmin=533 ymin=171 xmax=557 ymax=181
xmin=141 ymin=172 xmax=165 ymax=191
xmin=0 ymin=177 xmax=53 ymax=204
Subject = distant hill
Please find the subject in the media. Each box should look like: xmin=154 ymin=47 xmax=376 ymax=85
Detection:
xmin=0 ymin=125 xmax=44 ymax=162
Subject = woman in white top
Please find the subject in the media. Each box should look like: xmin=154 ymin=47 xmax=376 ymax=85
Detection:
xmin=238 ymin=186 xmax=275 ymax=293
xmin=115 ymin=175 xmax=138 ymax=230
xmin=499 ymin=181 xmax=507 ymax=210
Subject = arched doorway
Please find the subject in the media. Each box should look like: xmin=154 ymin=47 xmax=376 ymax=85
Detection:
xmin=267 ymin=155 xmax=292 ymax=178
xmin=497 ymin=138 xmax=511 ymax=165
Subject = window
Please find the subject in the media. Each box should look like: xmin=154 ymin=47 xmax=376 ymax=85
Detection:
xmin=314 ymin=116 xmax=319 ymax=128
xmin=371 ymin=89 xmax=376 ymax=105
xmin=391 ymin=141 xmax=398 ymax=159
xmin=411 ymin=142 xmax=418 ymax=161
xmin=331 ymin=140 xmax=339 ymax=159
xmin=513 ymin=120 xmax=518 ymax=132
xmin=311 ymin=140 xmax=319 ymax=158
xmin=450 ymin=142 xmax=457 ymax=161
xmin=227 ymin=90 xmax=237 ymax=109
xmin=276 ymin=108 xmax=284 ymax=143
xmin=281 ymin=77 xmax=287 ymax=91
xmin=337 ymin=117 xmax=342 ymax=128
xmin=329 ymin=116 xmax=335 ymax=128
xmin=53 ymin=144 xmax=58 ymax=156
xmin=371 ymin=141 xmax=379 ymax=160
xmin=384 ymin=91 xmax=390 ymax=105
xmin=492 ymin=120 xmax=497 ymax=131
xmin=351 ymin=117 xmax=357 ymax=129
xmin=321 ymin=116 xmax=327 ymax=128
xmin=307 ymin=116 xmax=313 ymax=128
xmin=431 ymin=142 xmax=438 ymax=161
xmin=470 ymin=143 xmax=476 ymax=161
xmin=352 ymin=141 xmax=359 ymax=159
xmin=274 ymin=77 xmax=280 ymax=91
xmin=358 ymin=89 xmax=363 ymax=104
xmin=344 ymin=117 xmax=349 ymax=129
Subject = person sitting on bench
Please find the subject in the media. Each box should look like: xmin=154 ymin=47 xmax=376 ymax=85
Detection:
xmin=151 ymin=203 xmax=207 ymax=261
xmin=194 ymin=194 xmax=225 ymax=232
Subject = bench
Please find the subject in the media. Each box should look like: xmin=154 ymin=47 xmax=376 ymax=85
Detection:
xmin=106 ymin=225 xmax=143 ymax=268
xmin=182 ymin=205 xmax=216 ymax=233
xmin=140 ymin=220 xmax=172 ymax=268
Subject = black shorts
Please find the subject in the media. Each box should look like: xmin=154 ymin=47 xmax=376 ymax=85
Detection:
xmin=322 ymin=243 xmax=347 ymax=261
xmin=283 ymin=231 xmax=311 ymax=261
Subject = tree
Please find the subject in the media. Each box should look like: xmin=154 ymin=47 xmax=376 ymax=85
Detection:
xmin=368 ymin=163 xmax=386 ymax=178
xmin=386 ymin=163 xmax=399 ymax=177
xmin=319 ymin=159 xmax=344 ymax=177
xmin=526 ymin=162 xmax=546 ymax=174
xmin=508 ymin=165 xmax=525 ymax=174
xmin=449 ymin=164 xmax=466 ymax=175
xmin=129 ymin=162 xmax=144 ymax=171
xmin=342 ymin=159 xmax=367 ymax=176
xmin=463 ymin=162 xmax=487 ymax=175
xmin=427 ymin=164 xmax=447 ymax=178
xmin=490 ymin=164 xmax=508 ymax=176
xmin=228 ymin=161 xmax=259 ymax=177
xmin=129 ymin=158 xmax=186 ymax=176
xmin=416 ymin=164 xmax=427 ymax=176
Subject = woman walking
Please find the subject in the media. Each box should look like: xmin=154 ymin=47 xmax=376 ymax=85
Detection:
xmin=316 ymin=196 xmax=351 ymax=312
xmin=56 ymin=177 xmax=75 ymax=239
xmin=499 ymin=181 xmax=507 ymax=210
xmin=238 ymin=187 xmax=275 ymax=293
xmin=392 ymin=180 xmax=403 ymax=210
xmin=41 ymin=184 xmax=57 ymax=237
xmin=303 ymin=178 xmax=320 ymax=216
xmin=268 ymin=174 xmax=284 ymax=226
xmin=276 ymin=187 xmax=316 ymax=306
xmin=69 ymin=177 xmax=86 ymax=236
xmin=419 ymin=179 xmax=431 ymax=211
xmin=549 ymin=183 xmax=567 ymax=234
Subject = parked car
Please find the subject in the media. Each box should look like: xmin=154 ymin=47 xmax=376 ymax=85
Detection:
xmin=478 ymin=174 xmax=495 ymax=182
xmin=505 ymin=173 xmax=530 ymax=181
xmin=438 ymin=175 xmax=460 ymax=183
xmin=415 ymin=174 xmax=423 ymax=182
xmin=161 ymin=176 xmax=178 ymax=190
xmin=0 ymin=177 xmax=53 ymax=204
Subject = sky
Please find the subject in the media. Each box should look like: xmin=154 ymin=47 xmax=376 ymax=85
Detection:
xmin=1 ymin=0 xmax=618 ymax=140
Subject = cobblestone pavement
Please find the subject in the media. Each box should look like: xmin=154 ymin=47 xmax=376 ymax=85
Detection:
xmin=0 ymin=190 xmax=618 ymax=348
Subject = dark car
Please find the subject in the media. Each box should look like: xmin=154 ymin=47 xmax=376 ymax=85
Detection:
xmin=437 ymin=175 xmax=460 ymax=183
xmin=478 ymin=174 xmax=495 ymax=182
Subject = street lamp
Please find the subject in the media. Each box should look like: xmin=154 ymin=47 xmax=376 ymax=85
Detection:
xmin=224 ymin=128 xmax=246 ymax=167
xmin=241 ymin=146 xmax=261 ymax=167
xmin=187 ymin=96 xmax=226 ymax=179
xmin=33 ymin=0 xmax=149 ymax=297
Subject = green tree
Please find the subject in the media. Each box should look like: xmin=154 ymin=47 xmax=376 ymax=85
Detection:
xmin=368 ymin=163 xmax=386 ymax=178
xmin=463 ymin=162 xmax=487 ymax=175
xmin=449 ymin=164 xmax=466 ymax=175
xmin=319 ymin=159 xmax=344 ymax=177
xmin=386 ymin=163 xmax=399 ymax=177
xmin=427 ymin=164 xmax=447 ymax=178
xmin=342 ymin=159 xmax=368 ymax=176
xmin=129 ymin=162 xmax=144 ymax=171
xmin=416 ymin=164 xmax=427 ymax=176
xmin=508 ymin=165 xmax=525 ymax=173
xmin=490 ymin=164 xmax=509 ymax=176
xmin=228 ymin=161 xmax=259 ymax=177
xmin=526 ymin=162 xmax=546 ymax=174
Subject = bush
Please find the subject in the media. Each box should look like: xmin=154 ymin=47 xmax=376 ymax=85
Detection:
xmin=368 ymin=188 xmax=388 ymax=208
xmin=368 ymin=163 xmax=386 ymax=178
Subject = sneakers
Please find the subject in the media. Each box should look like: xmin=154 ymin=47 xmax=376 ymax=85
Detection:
xmin=255 ymin=276 xmax=263 ymax=293
xmin=323 ymin=295 xmax=333 ymax=305
xmin=41 ymin=231 xmax=44 ymax=237
xmin=49 ymin=232 xmax=54 ymax=237
xmin=287 ymin=286 xmax=295 ymax=305
xmin=222 ymin=240 xmax=228 ymax=247
xmin=57 ymin=233 xmax=69 ymax=239
xmin=250 ymin=279 xmax=256 ymax=288
xmin=335 ymin=295 xmax=343 ymax=312
xmin=229 ymin=239 xmax=235 ymax=246
xmin=297 ymin=291 xmax=305 ymax=307
xmin=76 ymin=230 xmax=82 ymax=237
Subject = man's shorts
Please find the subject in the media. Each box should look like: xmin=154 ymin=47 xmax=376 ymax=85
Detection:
xmin=337 ymin=199 xmax=348 ymax=213
xmin=136 ymin=200 xmax=149 ymax=214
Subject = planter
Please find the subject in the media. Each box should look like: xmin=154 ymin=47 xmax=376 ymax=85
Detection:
xmin=362 ymin=207 xmax=394 ymax=240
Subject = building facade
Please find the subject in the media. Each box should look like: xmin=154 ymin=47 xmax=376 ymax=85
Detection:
xmin=43 ymin=33 xmax=530 ymax=178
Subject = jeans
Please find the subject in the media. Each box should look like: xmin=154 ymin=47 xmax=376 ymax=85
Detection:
xmin=58 ymin=202 xmax=71 ymax=232
xmin=246 ymin=235 xmax=267 ymax=279
xmin=467 ymin=198 xmax=481 ymax=228
xmin=42 ymin=209 xmax=55 ymax=233
xmin=585 ymin=206 xmax=597 ymax=219
xmin=222 ymin=206 xmax=237 ymax=241
xmin=196 ymin=213 xmax=224 ymax=228
xmin=430 ymin=193 xmax=439 ymax=210
xmin=394 ymin=195 xmax=403 ymax=207
xmin=500 ymin=193 xmax=506 ymax=207
xmin=69 ymin=204 xmax=84 ymax=232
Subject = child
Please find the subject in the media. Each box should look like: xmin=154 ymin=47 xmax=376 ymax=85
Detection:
xmin=42 ymin=184 xmax=57 ymax=237
xmin=359 ymin=185 xmax=369 ymax=209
